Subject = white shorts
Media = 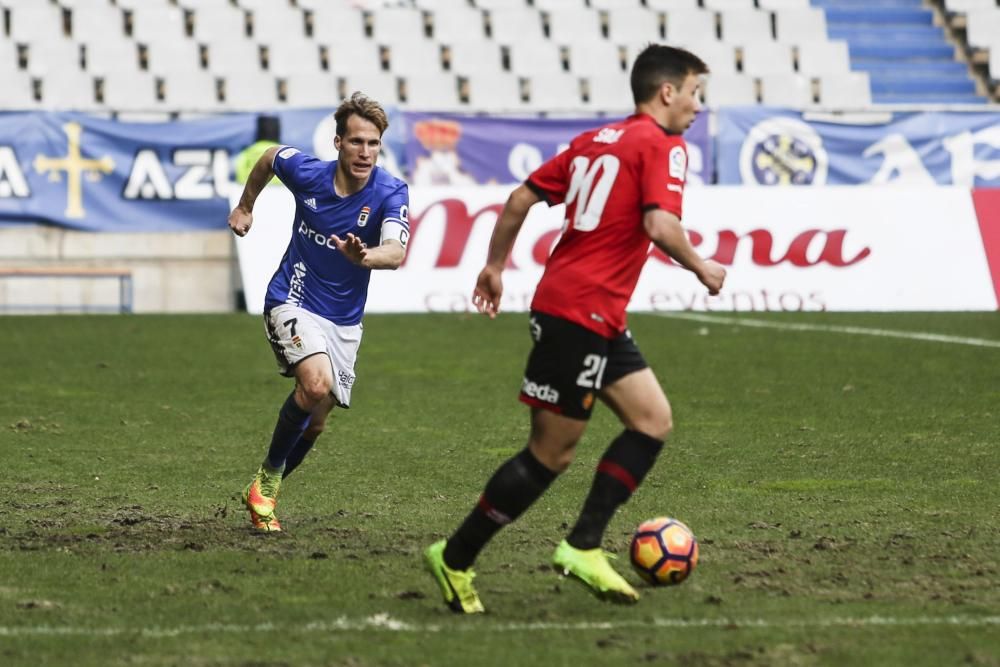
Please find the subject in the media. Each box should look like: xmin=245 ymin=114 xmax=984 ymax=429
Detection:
xmin=264 ymin=304 xmax=362 ymax=408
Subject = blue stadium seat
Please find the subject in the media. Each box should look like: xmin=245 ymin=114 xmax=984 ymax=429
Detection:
xmin=814 ymin=0 xmax=986 ymax=103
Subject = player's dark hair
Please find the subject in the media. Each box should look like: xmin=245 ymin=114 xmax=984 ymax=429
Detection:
xmin=630 ymin=44 xmax=709 ymax=105
xmin=334 ymin=91 xmax=389 ymax=137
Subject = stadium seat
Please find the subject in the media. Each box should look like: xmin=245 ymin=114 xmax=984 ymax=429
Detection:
xmin=429 ymin=8 xmax=488 ymax=42
xmin=295 ymin=0 xmax=356 ymax=9
xmin=943 ymin=0 xmax=998 ymax=12
xmin=101 ymin=71 xmax=160 ymax=112
xmin=444 ymin=40 xmax=505 ymax=76
xmin=386 ymin=40 xmax=445 ymax=77
xmin=282 ymin=72 xmax=339 ymax=108
xmin=741 ymin=43 xmax=795 ymax=76
xmin=309 ymin=6 xmax=367 ymax=39
xmin=676 ymin=41 xmax=737 ymax=74
xmin=703 ymin=72 xmax=756 ymax=106
xmin=646 ymin=0 xmax=700 ymax=9
xmin=796 ymin=41 xmax=851 ymax=76
xmin=757 ymin=0 xmax=811 ymax=8
xmin=773 ymin=8 xmax=828 ymax=45
xmin=369 ymin=7 xmax=427 ymax=43
xmin=664 ymin=10 xmax=718 ymax=44
xmin=488 ymin=8 xmax=545 ymax=43
xmin=144 ymin=40 xmax=204 ymax=77
xmin=703 ymin=0 xmax=756 ymax=10
xmin=566 ymin=41 xmax=626 ymax=77
xmin=160 ymin=70 xmax=220 ymax=111
xmin=720 ymin=9 xmax=774 ymax=44
xmin=606 ymin=8 xmax=663 ymax=44
xmin=7 ymin=5 xmax=67 ymax=43
xmin=24 ymin=36 xmax=81 ymax=76
xmin=40 ymin=69 xmax=101 ymax=110
xmin=965 ymin=10 xmax=1000 ymax=51
xmin=546 ymin=8 xmax=605 ymax=43
xmin=325 ymin=40 xmax=384 ymax=75
xmin=320 ymin=39 xmax=384 ymax=74
xmin=464 ymin=72 xmax=525 ymax=113
xmin=340 ymin=72 xmax=400 ymax=105
xmin=177 ymin=0 xmax=238 ymax=10
xmin=534 ymin=0 xmax=589 ymax=9
xmin=759 ymin=73 xmax=813 ymax=107
xmin=526 ymin=72 xmax=584 ymax=112
xmin=249 ymin=5 xmax=307 ymax=43
xmin=401 ymin=73 xmax=463 ymax=110
xmin=190 ymin=6 xmax=249 ymax=42
xmin=584 ymin=71 xmax=633 ymax=114
xmin=203 ymin=41 xmax=263 ymax=75
xmin=82 ymin=40 xmax=142 ymax=75
xmin=590 ymin=0 xmax=646 ymax=9
xmin=413 ymin=0 xmax=474 ymax=9
xmin=0 ymin=68 xmax=36 ymax=110
xmin=69 ymin=5 xmax=127 ymax=43
xmin=473 ymin=0 xmax=526 ymax=8
xmin=115 ymin=0 xmax=170 ymax=9
xmin=263 ymin=40 xmax=324 ymax=77
xmin=817 ymin=72 xmax=871 ymax=107
xmin=507 ymin=41 xmax=566 ymax=75
xmin=128 ymin=6 xmax=187 ymax=44
xmin=221 ymin=72 xmax=279 ymax=111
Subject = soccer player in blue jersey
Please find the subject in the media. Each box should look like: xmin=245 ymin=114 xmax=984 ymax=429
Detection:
xmin=228 ymin=92 xmax=409 ymax=532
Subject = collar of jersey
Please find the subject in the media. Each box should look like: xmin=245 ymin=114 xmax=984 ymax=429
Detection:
xmin=330 ymin=161 xmax=378 ymax=200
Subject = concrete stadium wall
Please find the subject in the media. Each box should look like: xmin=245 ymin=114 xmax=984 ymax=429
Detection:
xmin=0 ymin=226 xmax=236 ymax=314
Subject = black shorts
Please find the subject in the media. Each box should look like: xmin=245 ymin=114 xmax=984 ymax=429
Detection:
xmin=520 ymin=311 xmax=648 ymax=420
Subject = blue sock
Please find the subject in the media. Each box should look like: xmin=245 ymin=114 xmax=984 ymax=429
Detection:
xmin=265 ymin=392 xmax=311 ymax=470
xmin=282 ymin=435 xmax=316 ymax=478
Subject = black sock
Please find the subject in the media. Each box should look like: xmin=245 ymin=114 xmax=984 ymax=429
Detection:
xmin=567 ymin=429 xmax=664 ymax=550
xmin=444 ymin=448 xmax=557 ymax=570
xmin=282 ymin=434 xmax=316 ymax=478
xmin=265 ymin=392 xmax=311 ymax=470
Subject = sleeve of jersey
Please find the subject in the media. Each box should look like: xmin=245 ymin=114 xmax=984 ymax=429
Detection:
xmin=379 ymin=184 xmax=410 ymax=250
xmin=271 ymin=146 xmax=316 ymax=192
xmin=525 ymin=150 xmax=572 ymax=205
xmin=642 ymin=138 xmax=686 ymax=219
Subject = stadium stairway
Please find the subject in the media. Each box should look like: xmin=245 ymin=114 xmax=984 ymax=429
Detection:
xmin=812 ymin=0 xmax=988 ymax=104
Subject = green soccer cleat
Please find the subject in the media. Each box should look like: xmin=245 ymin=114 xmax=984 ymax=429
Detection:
xmin=424 ymin=540 xmax=485 ymax=614
xmin=552 ymin=539 xmax=640 ymax=604
xmin=242 ymin=465 xmax=282 ymax=532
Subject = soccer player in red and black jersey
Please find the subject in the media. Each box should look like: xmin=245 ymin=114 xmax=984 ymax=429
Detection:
xmin=425 ymin=45 xmax=726 ymax=614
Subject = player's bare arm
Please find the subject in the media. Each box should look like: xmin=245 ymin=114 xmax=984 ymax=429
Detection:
xmin=229 ymin=145 xmax=281 ymax=237
xmin=473 ymin=184 xmax=542 ymax=317
xmin=643 ymin=208 xmax=726 ymax=295
xmin=331 ymin=234 xmax=405 ymax=270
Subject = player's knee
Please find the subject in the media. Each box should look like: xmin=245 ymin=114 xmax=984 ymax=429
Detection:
xmin=529 ymin=441 xmax=576 ymax=474
xmin=297 ymin=378 xmax=333 ymax=406
xmin=637 ymin=408 xmax=672 ymax=441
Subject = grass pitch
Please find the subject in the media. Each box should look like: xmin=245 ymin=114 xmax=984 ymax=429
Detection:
xmin=2 ymin=312 xmax=998 ymax=666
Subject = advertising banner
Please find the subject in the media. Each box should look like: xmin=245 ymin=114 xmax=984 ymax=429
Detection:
xmin=0 ymin=108 xmax=404 ymax=232
xmin=403 ymin=112 xmax=713 ymax=186
xmin=717 ymin=107 xmax=1000 ymax=187
xmin=233 ymin=185 xmax=1000 ymax=315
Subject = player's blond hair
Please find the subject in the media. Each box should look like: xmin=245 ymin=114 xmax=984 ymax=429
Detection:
xmin=334 ymin=92 xmax=389 ymax=138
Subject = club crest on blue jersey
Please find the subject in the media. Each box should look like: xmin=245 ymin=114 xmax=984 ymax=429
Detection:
xmin=357 ymin=205 xmax=371 ymax=227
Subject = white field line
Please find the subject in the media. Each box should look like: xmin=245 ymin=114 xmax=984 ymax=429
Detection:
xmin=656 ymin=312 xmax=1000 ymax=349
xmin=2 ymin=613 xmax=999 ymax=638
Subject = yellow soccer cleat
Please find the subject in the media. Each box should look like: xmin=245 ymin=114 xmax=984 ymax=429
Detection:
xmin=424 ymin=540 xmax=485 ymax=614
xmin=552 ymin=539 xmax=639 ymax=604
xmin=242 ymin=466 xmax=282 ymax=532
